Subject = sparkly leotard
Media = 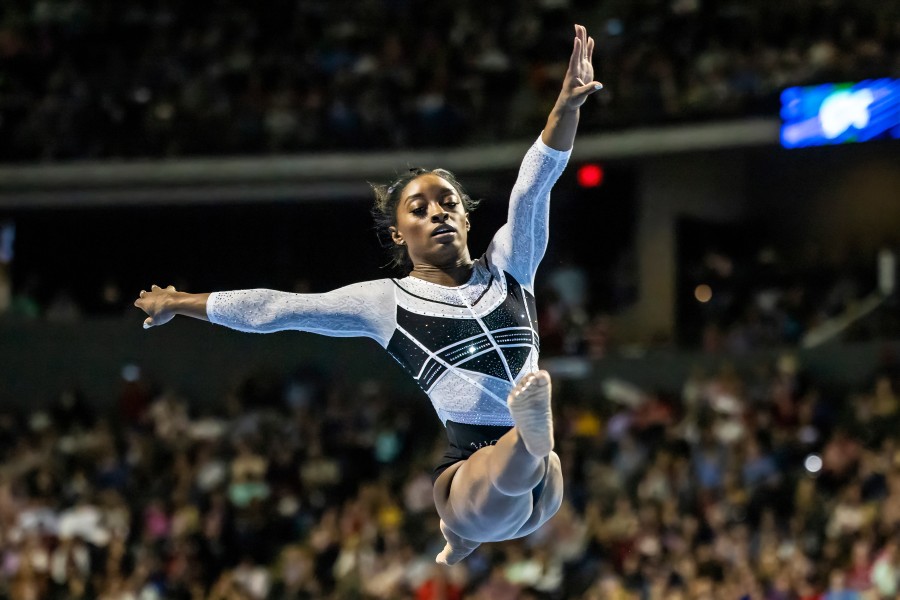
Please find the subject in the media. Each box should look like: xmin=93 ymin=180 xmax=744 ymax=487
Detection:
xmin=206 ymin=136 xmax=570 ymax=476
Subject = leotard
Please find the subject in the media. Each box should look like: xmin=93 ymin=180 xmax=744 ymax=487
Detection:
xmin=206 ymin=136 xmax=570 ymax=477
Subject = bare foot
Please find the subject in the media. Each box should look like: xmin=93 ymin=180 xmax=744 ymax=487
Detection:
xmin=435 ymin=519 xmax=481 ymax=566
xmin=507 ymin=370 xmax=553 ymax=457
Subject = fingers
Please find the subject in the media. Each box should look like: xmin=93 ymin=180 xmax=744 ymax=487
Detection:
xmin=574 ymin=81 xmax=603 ymax=95
xmin=569 ymin=36 xmax=581 ymax=72
xmin=575 ymin=24 xmax=588 ymax=58
xmin=574 ymin=23 xmax=584 ymax=44
xmin=580 ymin=25 xmax=588 ymax=61
xmin=136 ymin=284 xmax=176 ymax=300
xmin=569 ymin=25 xmax=595 ymax=71
xmin=134 ymin=284 xmax=177 ymax=328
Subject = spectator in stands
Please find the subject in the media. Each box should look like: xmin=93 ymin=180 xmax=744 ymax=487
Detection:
xmin=0 ymin=346 xmax=900 ymax=597
xmin=1 ymin=0 xmax=897 ymax=162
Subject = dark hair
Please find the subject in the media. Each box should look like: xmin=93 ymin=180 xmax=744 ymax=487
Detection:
xmin=370 ymin=167 xmax=480 ymax=274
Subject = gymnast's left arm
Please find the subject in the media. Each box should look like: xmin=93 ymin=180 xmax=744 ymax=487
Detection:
xmin=488 ymin=24 xmax=602 ymax=290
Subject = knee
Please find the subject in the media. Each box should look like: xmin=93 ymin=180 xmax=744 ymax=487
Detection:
xmin=525 ymin=454 xmax=565 ymax=530
xmin=545 ymin=479 xmax=564 ymax=519
xmin=548 ymin=450 xmax=562 ymax=472
xmin=542 ymin=453 xmax=565 ymax=515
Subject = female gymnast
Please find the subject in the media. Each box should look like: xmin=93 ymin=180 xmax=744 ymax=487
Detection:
xmin=135 ymin=24 xmax=602 ymax=565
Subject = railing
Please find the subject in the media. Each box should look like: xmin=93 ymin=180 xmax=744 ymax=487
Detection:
xmin=2 ymin=316 xmax=894 ymax=409
xmin=0 ymin=119 xmax=780 ymax=208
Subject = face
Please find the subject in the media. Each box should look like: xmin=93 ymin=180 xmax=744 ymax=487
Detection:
xmin=390 ymin=173 xmax=470 ymax=267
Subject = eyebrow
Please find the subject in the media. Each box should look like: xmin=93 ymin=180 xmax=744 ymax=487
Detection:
xmin=404 ymin=187 xmax=457 ymax=204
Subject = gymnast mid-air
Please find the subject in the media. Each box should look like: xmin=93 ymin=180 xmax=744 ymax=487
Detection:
xmin=135 ymin=24 xmax=602 ymax=565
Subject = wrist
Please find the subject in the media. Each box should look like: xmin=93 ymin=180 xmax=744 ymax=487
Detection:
xmin=551 ymin=99 xmax=580 ymax=115
xmin=168 ymin=291 xmax=188 ymax=313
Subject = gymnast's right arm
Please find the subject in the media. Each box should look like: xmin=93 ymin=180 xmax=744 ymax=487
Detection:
xmin=134 ymin=281 xmax=396 ymax=347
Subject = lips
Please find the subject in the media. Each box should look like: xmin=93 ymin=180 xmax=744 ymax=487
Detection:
xmin=431 ymin=225 xmax=457 ymax=237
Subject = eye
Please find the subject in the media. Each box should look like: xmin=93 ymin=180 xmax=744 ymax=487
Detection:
xmin=411 ymin=206 xmax=427 ymax=216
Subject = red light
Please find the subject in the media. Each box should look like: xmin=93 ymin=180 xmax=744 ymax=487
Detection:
xmin=577 ymin=164 xmax=604 ymax=188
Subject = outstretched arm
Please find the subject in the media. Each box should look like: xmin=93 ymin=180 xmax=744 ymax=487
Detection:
xmin=134 ymin=281 xmax=396 ymax=347
xmin=541 ymin=24 xmax=602 ymax=151
xmin=487 ymin=24 xmax=602 ymax=290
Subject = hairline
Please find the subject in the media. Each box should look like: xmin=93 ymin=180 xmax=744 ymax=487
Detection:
xmin=399 ymin=176 xmax=461 ymax=207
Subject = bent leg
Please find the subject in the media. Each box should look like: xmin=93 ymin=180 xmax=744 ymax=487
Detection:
xmin=435 ymin=428 xmax=544 ymax=542
xmin=433 ymin=371 xmax=564 ymax=563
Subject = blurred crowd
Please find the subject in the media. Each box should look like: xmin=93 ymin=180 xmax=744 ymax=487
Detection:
xmin=536 ymin=241 xmax=898 ymax=355
xmin=682 ymin=244 xmax=897 ymax=353
xmin=1 ymin=0 xmax=898 ymax=162
xmin=2 ymin=346 xmax=900 ymax=599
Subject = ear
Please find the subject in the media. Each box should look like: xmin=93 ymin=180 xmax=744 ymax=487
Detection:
xmin=389 ymin=226 xmax=405 ymax=246
xmin=465 ymin=214 xmax=470 ymax=231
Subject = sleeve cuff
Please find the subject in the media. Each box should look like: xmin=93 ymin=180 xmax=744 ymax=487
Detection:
xmin=206 ymin=292 xmax=220 ymax=324
xmin=535 ymin=133 xmax=573 ymax=161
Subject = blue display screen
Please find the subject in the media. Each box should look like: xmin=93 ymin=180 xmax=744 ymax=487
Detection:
xmin=780 ymin=79 xmax=900 ymax=148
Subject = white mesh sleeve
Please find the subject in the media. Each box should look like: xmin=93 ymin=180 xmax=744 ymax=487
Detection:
xmin=205 ymin=279 xmax=396 ymax=348
xmin=486 ymin=135 xmax=571 ymax=292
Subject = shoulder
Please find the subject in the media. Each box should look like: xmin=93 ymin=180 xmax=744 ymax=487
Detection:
xmin=336 ymin=278 xmax=395 ymax=294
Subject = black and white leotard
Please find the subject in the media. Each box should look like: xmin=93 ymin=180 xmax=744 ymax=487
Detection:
xmin=206 ymin=136 xmax=570 ymax=477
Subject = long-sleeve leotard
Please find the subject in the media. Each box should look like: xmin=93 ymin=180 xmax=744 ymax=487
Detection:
xmin=207 ymin=136 xmax=570 ymax=426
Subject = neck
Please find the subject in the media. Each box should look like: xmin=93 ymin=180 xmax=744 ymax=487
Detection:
xmin=409 ymin=255 xmax=474 ymax=286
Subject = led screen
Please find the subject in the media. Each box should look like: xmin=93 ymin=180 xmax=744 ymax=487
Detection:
xmin=780 ymin=79 xmax=900 ymax=148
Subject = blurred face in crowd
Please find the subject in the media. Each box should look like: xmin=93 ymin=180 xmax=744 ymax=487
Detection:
xmin=391 ymin=174 xmax=470 ymax=268
xmin=829 ymin=570 xmax=846 ymax=590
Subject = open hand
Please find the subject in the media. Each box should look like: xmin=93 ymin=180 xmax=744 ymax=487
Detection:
xmin=133 ymin=284 xmax=177 ymax=329
xmin=558 ymin=24 xmax=602 ymax=110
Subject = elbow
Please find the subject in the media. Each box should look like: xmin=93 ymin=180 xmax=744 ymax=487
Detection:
xmin=242 ymin=310 xmax=281 ymax=332
xmin=249 ymin=319 xmax=281 ymax=333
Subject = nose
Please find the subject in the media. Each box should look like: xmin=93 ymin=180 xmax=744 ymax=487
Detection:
xmin=430 ymin=208 xmax=449 ymax=223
